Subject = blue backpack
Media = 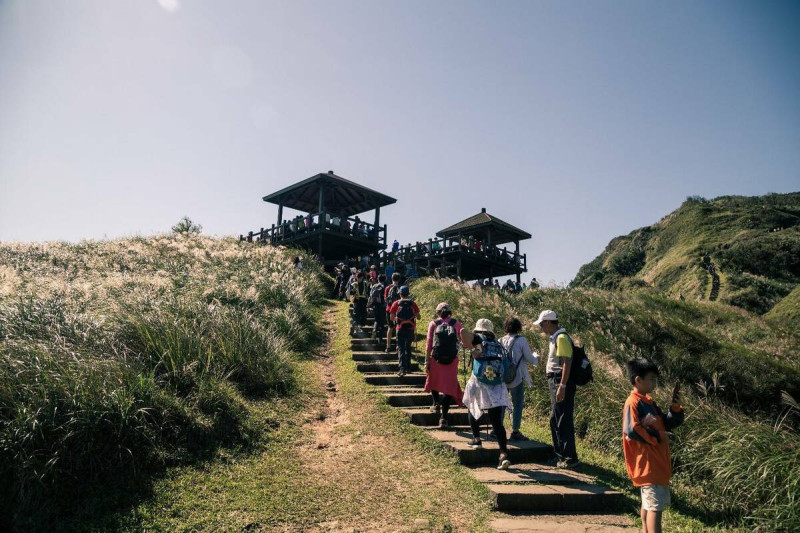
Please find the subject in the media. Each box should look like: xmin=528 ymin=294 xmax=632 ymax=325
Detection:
xmin=472 ymin=335 xmax=510 ymax=386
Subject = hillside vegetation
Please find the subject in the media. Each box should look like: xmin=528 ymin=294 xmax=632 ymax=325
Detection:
xmin=571 ymin=192 xmax=800 ymax=320
xmin=412 ymin=278 xmax=800 ymax=531
xmin=0 ymin=235 xmax=326 ymax=530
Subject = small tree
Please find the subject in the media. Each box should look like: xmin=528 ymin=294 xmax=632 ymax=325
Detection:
xmin=172 ymin=216 xmax=202 ymax=235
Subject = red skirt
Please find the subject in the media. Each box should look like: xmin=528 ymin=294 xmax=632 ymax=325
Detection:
xmin=424 ymin=357 xmax=464 ymax=406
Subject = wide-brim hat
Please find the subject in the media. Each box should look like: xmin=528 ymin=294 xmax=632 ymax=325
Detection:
xmin=436 ymin=302 xmax=451 ymax=313
xmin=533 ymin=310 xmax=558 ymax=325
xmin=474 ymin=318 xmax=494 ymax=333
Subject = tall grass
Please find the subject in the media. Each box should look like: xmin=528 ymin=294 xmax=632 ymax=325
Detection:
xmin=411 ymin=277 xmax=800 ymax=531
xmin=0 ymin=235 xmax=326 ymax=529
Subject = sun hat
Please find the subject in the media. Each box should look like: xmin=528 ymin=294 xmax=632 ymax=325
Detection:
xmin=474 ymin=318 xmax=494 ymax=333
xmin=533 ymin=310 xmax=558 ymax=325
xmin=350 ymin=267 xmax=357 ymax=274
xmin=370 ymin=265 xmax=377 ymax=269
xmin=400 ymin=285 xmax=410 ymax=296
xmin=436 ymin=302 xmax=451 ymax=314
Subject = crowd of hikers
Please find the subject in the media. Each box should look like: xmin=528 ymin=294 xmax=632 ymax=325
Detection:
xmin=334 ymin=262 xmax=685 ymax=533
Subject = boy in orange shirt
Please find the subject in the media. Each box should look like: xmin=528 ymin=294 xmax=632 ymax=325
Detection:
xmin=623 ymin=359 xmax=684 ymax=533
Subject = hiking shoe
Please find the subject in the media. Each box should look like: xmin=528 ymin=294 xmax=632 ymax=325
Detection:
xmin=509 ymin=431 xmax=530 ymax=441
xmin=429 ymin=403 xmax=441 ymax=414
xmin=467 ymin=438 xmax=483 ymax=449
xmin=385 ymin=347 xmax=393 ymax=353
xmin=497 ymin=453 xmax=511 ymax=470
xmin=438 ymin=416 xmax=449 ymax=429
xmin=487 ymin=429 xmax=497 ymax=440
xmin=557 ymin=458 xmax=579 ymax=469
xmin=397 ymin=369 xmax=405 ymax=377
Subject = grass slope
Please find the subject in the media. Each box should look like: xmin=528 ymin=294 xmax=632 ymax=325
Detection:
xmin=0 ymin=235 xmax=327 ymax=530
xmin=412 ymin=278 xmax=800 ymax=532
xmin=571 ymin=192 xmax=800 ymax=318
xmin=115 ymin=302 xmax=493 ymax=532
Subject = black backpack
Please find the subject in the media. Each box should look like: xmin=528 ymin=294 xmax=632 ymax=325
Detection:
xmin=566 ymin=336 xmax=593 ymax=386
xmin=386 ymin=285 xmax=401 ymax=307
xmin=432 ymin=319 xmax=459 ymax=364
xmin=370 ymin=283 xmax=385 ymax=306
xmin=395 ymin=299 xmax=416 ymax=329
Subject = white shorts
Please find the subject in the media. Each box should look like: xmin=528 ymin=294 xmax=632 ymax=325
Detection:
xmin=640 ymin=484 xmax=671 ymax=511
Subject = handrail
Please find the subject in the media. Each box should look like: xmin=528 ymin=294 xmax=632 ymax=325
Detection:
xmin=240 ymin=211 xmax=387 ymax=247
xmin=387 ymin=236 xmax=526 ymax=270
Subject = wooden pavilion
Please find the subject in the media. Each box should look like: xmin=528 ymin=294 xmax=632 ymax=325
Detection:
xmin=240 ymin=171 xmax=396 ymax=267
xmin=387 ymin=208 xmax=530 ymax=283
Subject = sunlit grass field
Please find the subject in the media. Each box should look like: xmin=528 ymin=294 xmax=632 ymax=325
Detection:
xmin=0 ymin=234 xmax=327 ymax=530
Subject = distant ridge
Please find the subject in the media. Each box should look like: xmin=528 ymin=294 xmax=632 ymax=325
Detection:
xmin=571 ymin=192 xmax=800 ymax=318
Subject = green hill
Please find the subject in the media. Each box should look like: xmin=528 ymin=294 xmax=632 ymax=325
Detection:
xmin=571 ymin=192 xmax=800 ymax=318
xmin=411 ymin=277 xmax=800 ymax=531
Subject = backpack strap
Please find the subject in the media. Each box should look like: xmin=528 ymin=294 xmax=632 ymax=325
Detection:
xmin=509 ymin=335 xmax=525 ymax=370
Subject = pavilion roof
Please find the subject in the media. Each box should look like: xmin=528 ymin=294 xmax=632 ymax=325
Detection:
xmin=436 ymin=208 xmax=531 ymax=245
xmin=263 ymin=171 xmax=396 ymax=217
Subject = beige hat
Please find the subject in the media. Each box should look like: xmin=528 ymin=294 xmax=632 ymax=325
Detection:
xmin=474 ymin=318 xmax=494 ymax=333
xmin=436 ymin=302 xmax=451 ymax=313
xmin=533 ymin=310 xmax=558 ymax=325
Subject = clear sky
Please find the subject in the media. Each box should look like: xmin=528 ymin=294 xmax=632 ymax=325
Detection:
xmin=1 ymin=1 xmax=798 ymax=284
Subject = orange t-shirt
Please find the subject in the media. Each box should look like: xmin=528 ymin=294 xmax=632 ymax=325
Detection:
xmin=622 ymin=390 xmax=684 ymax=487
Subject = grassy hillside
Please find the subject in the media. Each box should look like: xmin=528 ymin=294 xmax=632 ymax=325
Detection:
xmin=0 ymin=235 xmax=327 ymax=530
xmin=766 ymin=285 xmax=800 ymax=329
xmin=571 ymin=192 xmax=800 ymax=318
xmin=411 ymin=278 xmax=800 ymax=531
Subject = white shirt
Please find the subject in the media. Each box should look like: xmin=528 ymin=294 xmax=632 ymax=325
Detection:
xmin=500 ymin=334 xmax=539 ymax=388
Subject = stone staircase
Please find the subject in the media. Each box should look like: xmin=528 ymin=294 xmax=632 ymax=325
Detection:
xmin=347 ymin=305 xmax=632 ymax=531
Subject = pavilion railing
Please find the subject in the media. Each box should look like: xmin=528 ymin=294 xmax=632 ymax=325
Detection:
xmin=386 ymin=236 xmax=526 ymax=271
xmin=240 ymin=212 xmax=387 ymax=248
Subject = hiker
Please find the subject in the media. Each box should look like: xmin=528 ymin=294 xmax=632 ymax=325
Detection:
xmin=344 ymin=267 xmax=357 ymax=300
xmin=535 ymin=309 xmax=578 ymax=468
xmin=500 ymin=317 xmax=539 ymax=440
xmin=368 ymin=264 xmax=378 ymax=284
xmin=388 ymin=286 xmax=420 ymax=376
xmin=332 ymin=265 xmax=345 ymax=298
xmin=623 ymin=359 xmax=684 ymax=533
xmin=293 ymin=256 xmax=303 ymax=269
xmin=369 ymin=274 xmax=387 ymax=340
xmin=391 ymin=239 xmax=400 ymax=256
xmin=350 ymin=271 xmax=370 ymax=331
xmin=384 ymin=272 xmax=403 ymax=353
xmin=462 ymin=319 xmax=512 ymax=470
xmin=424 ymin=303 xmax=466 ymax=429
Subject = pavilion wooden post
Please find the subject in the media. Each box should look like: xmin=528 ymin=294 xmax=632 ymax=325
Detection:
xmin=277 ymin=201 xmax=283 ymax=227
xmin=374 ymin=207 xmax=380 ymax=242
xmin=515 ymin=240 xmax=521 ymax=284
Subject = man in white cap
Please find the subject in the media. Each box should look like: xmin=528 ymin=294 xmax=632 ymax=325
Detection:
xmin=534 ymin=309 xmax=578 ymax=468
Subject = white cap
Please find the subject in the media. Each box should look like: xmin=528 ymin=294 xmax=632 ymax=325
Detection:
xmin=533 ymin=310 xmax=558 ymax=325
xmin=474 ymin=318 xmax=494 ymax=333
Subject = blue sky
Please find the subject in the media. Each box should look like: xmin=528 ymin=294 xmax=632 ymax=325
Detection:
xmin=1 ymin=1 xmax=798 ymax=284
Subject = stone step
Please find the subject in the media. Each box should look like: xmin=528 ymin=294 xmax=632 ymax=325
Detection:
xmin=351 ymin=352 xmax=400 ymax=361
xmin=383 ymin=391 xmax=436 ymax=407
xmin=427 ymin=431 xmax=552 ymax=465
xmin=351 ymin=341 xmax=397 ymax=351
xmin=467 ymin=463 xmax=595 ymax=485
xmin=489 ymin=516 xmax=635 ymax=532
xmin=488 ymin=483 xmax=623 ymax=512
xmin=363 ymin=373 xmax=427 ymax=386
xmin=356 ymin=362 xmax=421 ymax=374
xmin=401 ymin=407 xmax=483 ymax=427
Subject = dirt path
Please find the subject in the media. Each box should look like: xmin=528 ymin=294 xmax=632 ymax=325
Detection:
xmin=294 ymin=304 xmax=495 ymax=532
